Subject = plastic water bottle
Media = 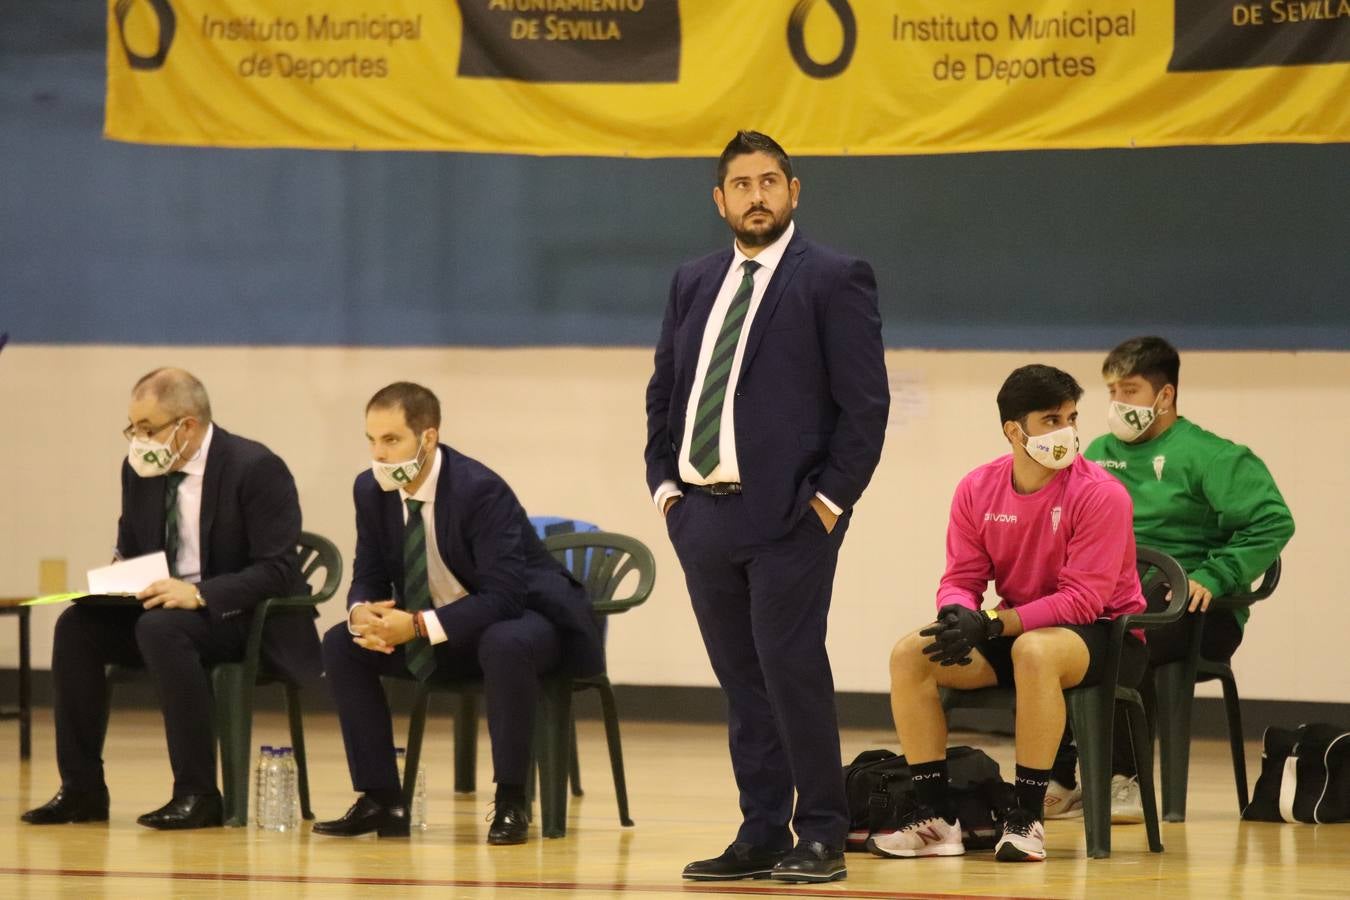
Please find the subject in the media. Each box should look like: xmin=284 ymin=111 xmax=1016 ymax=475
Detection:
xmin=412 ymin=756 xmax=428 ymax=830
xmin=264 ymin=747 xmax=283 ymax=831
xmin=277 ymin=747 xmax=300 ymax=831
xmin=395 ymin=748 xmax=428 ymax=830
xmin=254 ymin=746 xmax=274 ymax=829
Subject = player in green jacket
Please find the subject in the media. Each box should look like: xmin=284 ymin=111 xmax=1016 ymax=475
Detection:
xmin=1045 ymin=336 xmax=1294 ymax=822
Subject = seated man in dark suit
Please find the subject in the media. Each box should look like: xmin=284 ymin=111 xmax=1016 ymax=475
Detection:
xmin=314 ymin=382 xmax=603 ymax=844
xmin=22 ymin=367 xmax=317 ymax=829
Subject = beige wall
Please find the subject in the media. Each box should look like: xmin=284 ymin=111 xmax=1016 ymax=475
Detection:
xmin=1 ymin=346 xmax=1344 ymax=703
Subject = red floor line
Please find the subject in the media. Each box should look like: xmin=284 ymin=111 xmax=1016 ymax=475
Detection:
xmin=0 ymin=866 xmax=1037 ymax=899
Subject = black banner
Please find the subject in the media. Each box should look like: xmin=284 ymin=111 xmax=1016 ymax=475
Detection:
xmin=1170 ymin=0 xmax=1350 ymax=71
xmin=457 ymin=0 xmax=680 ymax=83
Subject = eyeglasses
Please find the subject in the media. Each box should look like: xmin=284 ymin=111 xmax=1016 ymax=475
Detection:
xmin=122 ymin=418 xmax=181 ymax=442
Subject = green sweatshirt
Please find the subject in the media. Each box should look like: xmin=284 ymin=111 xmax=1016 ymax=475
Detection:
xmin=1084 ymin=418 xmax=1294 ymax=629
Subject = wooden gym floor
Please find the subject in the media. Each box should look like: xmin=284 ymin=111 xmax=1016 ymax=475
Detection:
xmin=1 ymin=708 xmax=1343 ymax=898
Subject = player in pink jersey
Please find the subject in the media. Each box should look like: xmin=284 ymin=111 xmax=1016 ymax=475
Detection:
xmin=869 ymin=365 xmax=1146 ymax=863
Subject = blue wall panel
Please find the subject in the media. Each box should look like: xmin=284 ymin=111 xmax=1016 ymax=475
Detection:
xmin=2 ymin=7 xmax=1347 ymax=350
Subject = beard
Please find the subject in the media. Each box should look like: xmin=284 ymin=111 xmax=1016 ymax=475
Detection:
xmin=730 ymin=206 xmax=792 ymax=249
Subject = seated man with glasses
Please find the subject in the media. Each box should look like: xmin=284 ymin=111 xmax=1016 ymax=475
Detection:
xmin=22 ymin=368 xmax=319 ymax=830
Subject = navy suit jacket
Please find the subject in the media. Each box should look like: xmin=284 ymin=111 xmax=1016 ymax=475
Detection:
xmin=348 ymin=445 xmax=604 ymax=677
xmin=116 ymin=426 xmax=320 ymax=684
xmin=645 ymin=229 xmax=890 ymax=540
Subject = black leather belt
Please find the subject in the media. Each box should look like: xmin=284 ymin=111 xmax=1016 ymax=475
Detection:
xmin=687 ymin=482 xmax=742 ymax=496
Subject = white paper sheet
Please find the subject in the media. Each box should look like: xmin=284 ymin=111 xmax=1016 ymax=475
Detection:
xmin=86 ymin=551 xmax=170 ymax=595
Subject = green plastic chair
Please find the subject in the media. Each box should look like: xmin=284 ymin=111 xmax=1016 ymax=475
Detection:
xmin=214 ymin=531 xmax=341 ymax=825
xmin=399 ymin=531 xmax=655 ymax=838
xmin=939 ymin=546 xmax=1187 ymax=858
xmin=1151 ymin=558 xmax=1281 ymax=821
xmin=108 ymin=530 xmax=342 ymax=827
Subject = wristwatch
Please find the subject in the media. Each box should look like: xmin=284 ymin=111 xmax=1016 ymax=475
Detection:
xmin=195 ymin=589 xmax=207 ymax=609
xmin=982 ymin=608 xmax=1003 ymax=638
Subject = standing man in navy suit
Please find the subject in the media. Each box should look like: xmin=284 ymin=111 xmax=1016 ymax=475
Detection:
xmin=646 ymin=132 xmax=890 ymax=883
xmin=315 ymin=382 xmax=602 ymax=844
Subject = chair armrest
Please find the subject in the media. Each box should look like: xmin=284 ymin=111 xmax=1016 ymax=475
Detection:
xmin=1208 ymin=558 xmax=1281 ymax=611
xmin=265 ymin=593 xmax=325 ymax=609
xmin=1118 ymin=546 xmax=1191 ymax=631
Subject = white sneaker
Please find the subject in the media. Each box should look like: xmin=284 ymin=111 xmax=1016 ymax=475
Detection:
xmin=1110 ymin=775 xmax=1144 ymax=824
xmin=866 ymin=804 xmax=964 ymax=858
xmin=995 ymin=808 xmax=1046 ymax=862
xmin=1043 ymin=779 xmax=1083 ymax=819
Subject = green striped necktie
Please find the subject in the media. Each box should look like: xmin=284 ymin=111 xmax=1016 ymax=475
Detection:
xmin=689 ymin=259 xmax=760 ymax=477
xmin=163 ymin=471 xmax=187 ymax=578
xmin=402 ymin=498 xmax=437 ymax=680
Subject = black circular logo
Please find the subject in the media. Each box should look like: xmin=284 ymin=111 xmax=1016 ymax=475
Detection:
xmin=787 ymin=0 xmax=857 ymax=79
xmin=114 ymin=0 xmax=177 ymax=72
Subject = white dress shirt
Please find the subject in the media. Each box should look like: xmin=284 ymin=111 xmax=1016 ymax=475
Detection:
xmin=348 ymin=447 xmax=467 ymax=646
xmin=653 ymin=221 xmax=840 ymax=516
xmin=170 ymin=423 xmax=214 ymax=584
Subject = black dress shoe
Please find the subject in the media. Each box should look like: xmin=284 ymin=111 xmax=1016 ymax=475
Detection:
xmin=682 ymin=842 xmax=790 ymax=881
xmin=21 ymin=787 xmax=110 ymax=825
xmin=313 ymin=795 xmax=409 ymax=837
xmin=486 ymin=800 xmax=531 ymax=845
xmin=771 ymin=840 xmax=847 ymax=883
xmin=136 ymin=793 xmax=224 ymax=830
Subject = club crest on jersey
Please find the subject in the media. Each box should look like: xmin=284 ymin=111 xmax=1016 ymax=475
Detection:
xmin=1051 ymin=506 xmax=1062 ymax=533
xmin=1152 ymin=455 xmax=1166 ymax=481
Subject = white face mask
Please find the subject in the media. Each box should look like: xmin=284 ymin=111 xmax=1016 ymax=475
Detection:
xmin=371 ymin=435 xmax=430 ymax=492
xmin=1106 ymin=397 xmax=1161 ymax=443
xmin=127 ymin=420 xmax=186 ymax=478
xmin=1017 ymin=423 xmax=1078 ymax=470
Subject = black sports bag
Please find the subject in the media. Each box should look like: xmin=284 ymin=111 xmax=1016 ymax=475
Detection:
xmin=1243 ymin=723 xmax=1350 ymax=824
xmin=842 ymin=746 xmax=1014 ymax=851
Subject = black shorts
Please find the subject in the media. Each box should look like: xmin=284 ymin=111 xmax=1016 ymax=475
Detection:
xmin=975 ymin=622 xmax=1147 ymax=690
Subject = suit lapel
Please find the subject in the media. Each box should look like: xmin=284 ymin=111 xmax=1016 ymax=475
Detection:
xmin=198 ymin=428 xmax=226 ymax=576
xmin=739 ymin=234 xmax=807 ymax=376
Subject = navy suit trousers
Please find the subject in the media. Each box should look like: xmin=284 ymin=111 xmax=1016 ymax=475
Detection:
xmin=322 ymin=610 xmax=561 ymax=794
xmin=667 ymin=491 xmax=850 ymax=849
xmin=52 ymin=604 xmax=248 ymax=798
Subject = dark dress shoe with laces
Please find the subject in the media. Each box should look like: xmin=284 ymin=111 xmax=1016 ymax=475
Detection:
xmin=682 ymin=842 xmax=790 ymax=881
xmin=770 ymin=840 xmax=847 ymax=883
xmin=21 ymin=787 xmax=110 ymax=825
xmin=136 ymin=793 xmax=224 ymax=830
xmin=486 ymin=800 xmax=531 ymax=845
xmin=313 ymin=795 xmax=409 ymax=837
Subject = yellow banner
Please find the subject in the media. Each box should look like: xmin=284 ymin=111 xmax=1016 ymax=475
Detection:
xmin=105 ymin=0 xmax=1350 ymax=156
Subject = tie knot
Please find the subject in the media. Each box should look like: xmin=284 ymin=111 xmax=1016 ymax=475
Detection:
xmin=742 ymin=260 xmax=761 ymax=276
xmin=405 ymin=498 xmax=424 ymax=515
xmin=166 ymin=471 xmax=187 ymax=490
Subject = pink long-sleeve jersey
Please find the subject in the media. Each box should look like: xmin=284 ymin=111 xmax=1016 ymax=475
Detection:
xmin=936 ymin=454 xmax=1145 ymax=632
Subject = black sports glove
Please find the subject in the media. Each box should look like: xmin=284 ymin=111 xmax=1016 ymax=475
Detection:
xmin=920 ymin=604 xmax=1004 ymax=666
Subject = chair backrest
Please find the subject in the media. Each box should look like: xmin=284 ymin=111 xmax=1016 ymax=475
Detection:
xmin=296 ymin=530 xmax=343 ymax=605
xmin=542 ymin=531 xmax=655 ymax=616
xmin=529 ymin=516 xmax=600 ymax=575
xmin=1128 ymin=546 xmax=1189 ymax=630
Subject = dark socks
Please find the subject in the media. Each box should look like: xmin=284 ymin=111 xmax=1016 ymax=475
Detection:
xmin=1052 ymin=727 xmax=1079 ymax=789
xmin=495 ymin=783 xmax=526 ymax=806
xmin=1015 ymin=764 xmax=1052 ymax=820
xmin=909 ymin=760 xmax=955 ymax=824
xmin=366 ymin=788 xmax=402 ymax=807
